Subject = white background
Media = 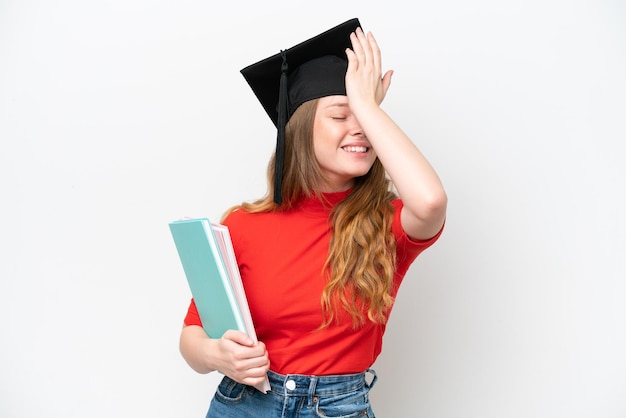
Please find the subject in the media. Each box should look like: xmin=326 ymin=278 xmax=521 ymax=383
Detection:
xmin=1 ymin=1 xmax=625 ymax=417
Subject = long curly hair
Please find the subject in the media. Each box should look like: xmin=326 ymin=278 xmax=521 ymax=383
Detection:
xmin=224 ymin=99 xmax=397 ymax=328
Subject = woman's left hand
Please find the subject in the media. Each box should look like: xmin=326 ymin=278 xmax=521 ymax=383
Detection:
xmin=345 ymin=27 xmax=393 ymax=107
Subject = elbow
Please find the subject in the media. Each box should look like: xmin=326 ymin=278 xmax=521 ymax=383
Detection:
xmin=401 ymin=189 xmax=447 ymax=240
xmin=422 ymin=188 xmax=448 ymax=219
xmin=179 ymin=325 xmax=215 ymax=375
xmin=410 ymin=189 xmax=447 ymax=227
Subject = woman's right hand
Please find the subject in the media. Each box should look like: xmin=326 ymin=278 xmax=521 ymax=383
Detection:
xmin=179 ymin=325 xmax=270 ymax=387
xmin=213 ymin=329 xmax=270 ymax=387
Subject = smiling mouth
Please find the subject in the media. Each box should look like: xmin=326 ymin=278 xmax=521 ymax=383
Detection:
xmin=342 ymin=146 xmax=369 ymax=153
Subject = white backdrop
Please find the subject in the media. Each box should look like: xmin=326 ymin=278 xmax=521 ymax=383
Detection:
xmin=1 ymin=1 xmax=625 ymax=417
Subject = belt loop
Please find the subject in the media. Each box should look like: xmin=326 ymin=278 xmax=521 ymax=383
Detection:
xmin=365 ymin=369 xmax=378 ymax=389
xmin=307 ymin=375 xmax=319 ymax=407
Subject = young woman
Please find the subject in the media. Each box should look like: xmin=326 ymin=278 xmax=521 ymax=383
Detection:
xmin=179 ymin=19 xmax=447 ymax=417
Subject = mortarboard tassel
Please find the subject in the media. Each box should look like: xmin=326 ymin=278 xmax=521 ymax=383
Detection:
xmin=274 ymin=50 xmax=289 ymax=205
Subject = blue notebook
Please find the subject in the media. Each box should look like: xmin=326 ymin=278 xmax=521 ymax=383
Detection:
xmin=169 ymin=218 xmax=251 ymax=339
xmin=170 ymin=218 xmax=270 ymax=393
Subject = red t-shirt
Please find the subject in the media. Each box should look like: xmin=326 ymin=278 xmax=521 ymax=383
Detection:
xmin=184 ymin=190 xmax=442 ymax=375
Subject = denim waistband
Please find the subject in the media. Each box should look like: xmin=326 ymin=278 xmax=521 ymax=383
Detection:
xmin=267 ymin=369 xmax=377 ymax=397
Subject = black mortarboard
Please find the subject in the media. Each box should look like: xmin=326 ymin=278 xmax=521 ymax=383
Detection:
xmin=240 ymin=18 xmax=362 ymax=205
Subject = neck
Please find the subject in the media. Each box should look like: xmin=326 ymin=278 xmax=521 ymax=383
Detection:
xmin=315 ymin=179 xmax=354 ymax=193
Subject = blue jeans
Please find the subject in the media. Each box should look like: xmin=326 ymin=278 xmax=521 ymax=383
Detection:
xmin=206 ymin=369 xmax=378 ymax=418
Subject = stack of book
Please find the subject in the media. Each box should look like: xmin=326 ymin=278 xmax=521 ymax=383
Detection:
xmin=169 ymin=218 xmax=270 ymax=393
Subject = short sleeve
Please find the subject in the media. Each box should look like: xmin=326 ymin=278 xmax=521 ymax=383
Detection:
xmin=183 ymin=298 xmax=203 ymax=327
xmin=391 ymin=199 xmax=444 ymax=286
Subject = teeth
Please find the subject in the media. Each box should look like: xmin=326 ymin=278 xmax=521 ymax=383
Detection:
xmin=343 ymin=146 xmax=367 ymax=153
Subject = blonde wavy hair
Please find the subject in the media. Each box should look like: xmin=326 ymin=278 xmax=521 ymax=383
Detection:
xmin=223 ymin=99 xmax=397 ymax=328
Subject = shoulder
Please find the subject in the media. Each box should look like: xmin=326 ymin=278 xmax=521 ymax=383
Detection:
xmin=222 ymin=207 xmax=257 ymax=229
xmin=222 ymin=207 xmax=287 ymax=235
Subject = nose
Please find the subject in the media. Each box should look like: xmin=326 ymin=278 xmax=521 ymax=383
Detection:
xmin=349 ymin=119 xmax=365 ymax=137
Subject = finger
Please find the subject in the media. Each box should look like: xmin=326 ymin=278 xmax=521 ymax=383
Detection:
xmin=344 ymin=48 xmax=359 ymax=86
xmin=382 ymin=70 xmax=393 ymax=95
xmin=351 ymin=29 xmax=371 ymax=64
xmin=228 ymin=346 xmax=268 ymax=376
xmin=245 ymin=364 xmax=270 ymax=381
xmin=368 ymin=31 xmax=382 ymax=76
xmin=354 ymin=27 xmax=372 ymax=66
xmin=240 ymin=352 xmax=268 ymax=368
xmin=222 ymin=329 xmax=254 ymax=346
xmin=242 ymin=371 xmax=270 ymax=387
xmin=236 ymin=351 xmax=268 ymax=370
xmin=349 ymin=32 xmax=363 ymax=69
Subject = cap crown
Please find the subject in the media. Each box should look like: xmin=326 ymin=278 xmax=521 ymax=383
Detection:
xmin=241 ymin=18 xmax=361 ymax=126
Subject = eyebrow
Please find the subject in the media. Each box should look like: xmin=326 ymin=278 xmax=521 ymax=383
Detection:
xmin=321 ymin=102 xmax=349 ymax=110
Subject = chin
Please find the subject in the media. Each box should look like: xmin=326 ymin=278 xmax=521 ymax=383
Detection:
xmin=350 ymin=168 xmax=374 ymax=178
xmin=357 ymin=161 xmax=376 ymax=175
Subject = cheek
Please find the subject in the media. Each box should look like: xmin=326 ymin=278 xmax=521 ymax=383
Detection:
xmin=312 ymin=140 xmax=332 ymax=165
xmin=312 ymin=130 xmax=337 ymax=158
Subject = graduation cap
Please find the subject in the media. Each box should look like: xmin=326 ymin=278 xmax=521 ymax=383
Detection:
xmin=240 ymin=18 xmax=362 ymax=205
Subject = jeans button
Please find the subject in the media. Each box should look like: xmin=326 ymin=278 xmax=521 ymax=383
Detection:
xmin=286 ymin=379 xmax=296 ymax=390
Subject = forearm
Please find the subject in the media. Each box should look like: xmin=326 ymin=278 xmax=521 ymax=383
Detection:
xmin=179 ymin=325 xmax=219 ymax=374
xmin=358 ymin=104 xmax=447 ymax=234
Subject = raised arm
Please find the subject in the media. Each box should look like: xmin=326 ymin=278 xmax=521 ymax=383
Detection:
xmin=345 ymin=28 xmax=447 ymax=240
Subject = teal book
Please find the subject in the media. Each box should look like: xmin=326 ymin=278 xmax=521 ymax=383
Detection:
xmin=169 ymin=218 xmax=270 ymax=392
xmin=169 ymin=218 xmax=254 ymax=339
